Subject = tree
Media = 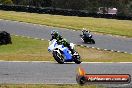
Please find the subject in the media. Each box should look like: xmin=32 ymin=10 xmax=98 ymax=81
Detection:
xmin=0 ymin=0 xmax=13 ymax=4
xmin=52 ymin=0 xmax=86 ymax=10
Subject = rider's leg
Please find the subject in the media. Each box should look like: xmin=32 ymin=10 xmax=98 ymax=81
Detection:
xmin=66 ymin=44 xmax=75 ymax=55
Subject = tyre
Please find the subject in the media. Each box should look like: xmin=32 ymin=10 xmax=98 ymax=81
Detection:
xmin=53 ymin=51 xmax=64 ymax=64
xmin=83 ymin=39 xmax=88 ymax=43
xmin=79 ymin=76 xmax=87 ymax=85
xmin=76 ymin=75 xmax=87 ymax=85
xmin=90 ymin=39 xmax=95 ymax=44
xmin=73 ymin=53 xmax=81 ymax=64
xmin=0 ymin=31 xmax=12 ymax=45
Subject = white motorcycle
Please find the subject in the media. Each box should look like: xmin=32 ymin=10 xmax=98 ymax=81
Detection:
xmin=48 ymin=39 xmax=81 ymax=64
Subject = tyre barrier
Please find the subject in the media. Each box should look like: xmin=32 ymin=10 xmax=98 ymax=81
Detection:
xmin=0 ymin=31 xmax=12 ymax=45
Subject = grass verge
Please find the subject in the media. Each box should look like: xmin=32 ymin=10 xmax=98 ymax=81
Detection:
xmin=0 ymin=36 xmax=52 ymax=61
xmin=0 ymin=84 xmax=104 ymax=88
xmin=0 ymin=10 xmax=132 ymax=37
xmin=0 ymin=36 xmax=131 ymax=62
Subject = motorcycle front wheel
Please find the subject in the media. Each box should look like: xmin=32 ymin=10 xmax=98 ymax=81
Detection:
xmin=53 ymin=51 xmax=64 ymax=64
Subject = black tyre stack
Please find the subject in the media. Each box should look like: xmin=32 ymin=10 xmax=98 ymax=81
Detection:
xmin=0 ymin=31 xmax=12 ymax=45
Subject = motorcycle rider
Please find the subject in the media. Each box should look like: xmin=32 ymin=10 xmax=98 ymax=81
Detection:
xmin=50 ymin=30 xmax=76 ymax=55
xmin=50 ymin=30 xmax=63 ymax=41
xmin=81 ymin=28 xmax=91 ymax=38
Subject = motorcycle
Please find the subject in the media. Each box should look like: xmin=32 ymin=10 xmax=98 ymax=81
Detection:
xmin=80 ymin=33 xmax=95 ymax=44
xmin=48 ymin=39 xmax=81 ymax=64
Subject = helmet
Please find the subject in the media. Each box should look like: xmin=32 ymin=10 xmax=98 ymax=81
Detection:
xmin=82 ymin=28 xmax=86 ymax=30
xmin=82 ymin=28 xmax=87 ymax=32
xmin=51 ymin=30 xmax=58 ymax=35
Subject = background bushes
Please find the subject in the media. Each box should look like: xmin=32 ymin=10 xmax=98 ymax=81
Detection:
xmin=0 ymin=0 xmax=131 ymax=20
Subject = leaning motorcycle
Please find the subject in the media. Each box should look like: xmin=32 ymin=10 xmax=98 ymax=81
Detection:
xmin=80 ymin=33 xmax=95 ymax=44
xmin=48 ymin=39 xmax=81 ymax=64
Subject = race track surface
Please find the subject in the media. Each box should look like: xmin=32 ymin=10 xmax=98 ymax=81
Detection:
xmin=0 ymin=62 xmax=132 ymax=88
xmin=0 ymin=20 xmax=132 ymax=54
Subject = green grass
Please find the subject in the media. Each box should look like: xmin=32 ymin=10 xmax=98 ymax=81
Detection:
xmin=0 ymin=36 xmax=53 ymax=61
xmin=0 ymin=84 xmax=104 ymax=88
xmin=0 ymin=36 xmax=47 ymax=54
xmin=0 ymin=35 xmax=132 ymax=62
xmin=0 ymin=10 xmax=132 ymax=37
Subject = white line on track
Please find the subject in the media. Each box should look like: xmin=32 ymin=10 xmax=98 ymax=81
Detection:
xmin=0 ymin=61 xmax=132 ymax=64
xmin=82 ymin=62 xmax=132 ymax=64
xmin=97 ymin=48 xmax=100 ymax=50
xmin=0 ymin=60 xmax=54 ymax=63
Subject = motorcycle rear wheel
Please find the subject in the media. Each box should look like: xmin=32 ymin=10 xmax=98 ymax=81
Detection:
xmin=90 ymin=39 xmax=95 ymax=44
xmin=73 ymin=53 xmax=81 ymax=64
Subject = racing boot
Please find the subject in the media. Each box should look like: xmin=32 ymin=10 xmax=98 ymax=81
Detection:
xmin=70 ymin=48 xmax=77 ymax=56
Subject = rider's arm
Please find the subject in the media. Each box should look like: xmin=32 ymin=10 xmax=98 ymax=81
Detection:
xmin=59 ymin=35 xmax=63 ymax=40
xmin=50 ymin=35 xmax=54 ymax=41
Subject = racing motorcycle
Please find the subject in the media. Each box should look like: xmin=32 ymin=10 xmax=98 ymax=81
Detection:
xmin=48 ymin=39 xmax=81 ymax=64
xmin=80 ymin=32 xmax=95 ymax=44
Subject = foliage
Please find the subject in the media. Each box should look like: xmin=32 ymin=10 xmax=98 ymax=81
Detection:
xmin=0 ymin=0 xmax=131 ymax=17
xmin=0 ymin=0 xmax=13 ymax=5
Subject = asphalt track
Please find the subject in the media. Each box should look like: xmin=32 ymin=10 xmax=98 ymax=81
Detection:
xmin=0 ymin=62 xmax=132 ymax=88
xmin=0 ymin=19 xmax=132 ymax=88
xmin=0 ymin=19 xmax=132 ymax=54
